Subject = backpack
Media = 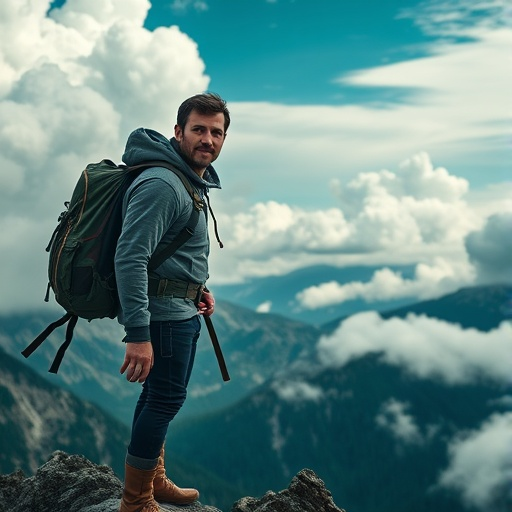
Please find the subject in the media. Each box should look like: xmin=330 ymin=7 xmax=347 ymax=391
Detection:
xmin=22 ymin=159 xmax=204 ymax=373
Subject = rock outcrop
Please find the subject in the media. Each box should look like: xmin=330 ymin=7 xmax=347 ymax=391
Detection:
xmin=232 ymin=468 xmax=345 ymax=512
xmin=0 ymin=451 xmax=346 ymax=512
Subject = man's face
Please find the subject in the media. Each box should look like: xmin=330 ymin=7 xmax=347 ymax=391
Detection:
xmin=174 ymin=110 xmax=226 ymax=176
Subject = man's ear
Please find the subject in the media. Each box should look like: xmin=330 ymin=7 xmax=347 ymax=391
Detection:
xmin=174 ymin=123 xmax=182 ymax=141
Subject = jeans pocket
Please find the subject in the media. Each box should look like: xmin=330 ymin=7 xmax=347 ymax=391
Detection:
xmin=159 ymin=322 xmax=173 ymax=358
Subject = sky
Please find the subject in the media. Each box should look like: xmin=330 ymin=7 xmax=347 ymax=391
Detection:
xmin=1 ymin=2 xmax=511 ymax=508
xmin=0 ymin=0 xmax=511 ymax=315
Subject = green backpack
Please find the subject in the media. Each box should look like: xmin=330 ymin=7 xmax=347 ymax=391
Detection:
xmin=22 ymin=159 xmax=203 ymax=373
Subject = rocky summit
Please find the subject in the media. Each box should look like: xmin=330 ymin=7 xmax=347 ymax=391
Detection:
xmin=232 ymin=469 xmax=346 ymax=512
xmin=0 ymin=451 xmax=346 ymax=512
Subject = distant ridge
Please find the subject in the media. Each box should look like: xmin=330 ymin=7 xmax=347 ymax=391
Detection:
xmin=323 ymin=284 xmax=512 ymax=332
xmin=380 ymin=284 xmax=512 ymax=329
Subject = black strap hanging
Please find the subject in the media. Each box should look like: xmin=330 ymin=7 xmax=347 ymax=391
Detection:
xmin=22 ymin=312 xmax=79 ymax=374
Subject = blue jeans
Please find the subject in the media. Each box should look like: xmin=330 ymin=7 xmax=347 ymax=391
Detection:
xmin=128 ymin=316 xmax=201 ymax=460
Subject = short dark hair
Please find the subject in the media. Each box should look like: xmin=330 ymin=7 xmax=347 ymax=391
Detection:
xmin=177 ymin=92 xmax=230 ymax=133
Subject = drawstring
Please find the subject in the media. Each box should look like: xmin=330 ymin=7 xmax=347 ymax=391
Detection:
xmin=205 ymin=193 xmax=224 ymax=249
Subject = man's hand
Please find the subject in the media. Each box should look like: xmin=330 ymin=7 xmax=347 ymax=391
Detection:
xmin=197 ymin=289 xmax=215 ymax=316
xmin=120 ymin=341 xmax=154 ymax=383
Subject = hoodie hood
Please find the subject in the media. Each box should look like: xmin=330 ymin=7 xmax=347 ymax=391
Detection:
xmin=122 ymin=127 xmax=221 ymax=190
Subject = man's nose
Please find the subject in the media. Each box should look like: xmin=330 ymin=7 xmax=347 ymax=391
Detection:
xmin=201 ymin=132 xmax=213 ymax=146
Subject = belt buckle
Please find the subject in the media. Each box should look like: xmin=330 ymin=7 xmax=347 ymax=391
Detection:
xmin=193 ymin=284 xmax=205 ymax=306
xmin=156 ymin=279 xmax=169 ymax=298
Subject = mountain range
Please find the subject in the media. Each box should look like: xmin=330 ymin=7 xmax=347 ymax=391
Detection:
xmin=0 ymin=345 xmax=128 ymax=477
xmin=0 ymin=299 xmax=322 ymax=425
xmin=1 ymin=282 xmax=511 ymax=511
xmin=165 ymin=284 xmax=512 ymax=511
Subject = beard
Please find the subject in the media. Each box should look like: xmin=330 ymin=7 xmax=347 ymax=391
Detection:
xmin=178 ymin=137 xmax=217 ymax=173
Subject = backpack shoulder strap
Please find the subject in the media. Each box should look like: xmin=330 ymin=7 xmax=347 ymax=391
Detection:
xmin=136 ymin=161 xmax=204 ymax=271
xmin=148 ymin=207 xmax=201 ymax=271
xmin=129 ymin=160 xmax=204 ymax=211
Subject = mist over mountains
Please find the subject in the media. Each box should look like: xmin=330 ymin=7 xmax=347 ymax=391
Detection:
xmin=1 ymin=281 xmax=511 ymax=511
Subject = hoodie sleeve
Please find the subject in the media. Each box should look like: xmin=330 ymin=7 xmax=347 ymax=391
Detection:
xmin=114 ymin=175 xmax=185 ymax=341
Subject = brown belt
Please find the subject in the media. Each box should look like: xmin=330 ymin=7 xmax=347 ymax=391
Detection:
xmin=148 ymin=278 xmax=204 ymax=301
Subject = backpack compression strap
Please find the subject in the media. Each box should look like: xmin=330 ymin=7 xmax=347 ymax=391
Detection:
xmin=49 ymin=314 xmax=78 ymax=374
xmin=21 ymin=312 xmax=79 ymax=373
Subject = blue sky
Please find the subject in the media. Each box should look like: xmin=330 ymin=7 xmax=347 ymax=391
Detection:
xmin=1 ymin=0 xmax=511 ymax=312
xmin=143 ymin=0 xmax=436 ymax=106
xmin=133 ymin=0 xmax=510 ymax=199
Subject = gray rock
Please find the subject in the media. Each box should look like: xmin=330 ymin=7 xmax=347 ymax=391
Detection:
xmin=0 ymin=451 xmax=122 ymax=512
xmin=231 ymin=469 xmax=346 ymax=512
xmin=0 ymin=452 xmax=345 ymax=512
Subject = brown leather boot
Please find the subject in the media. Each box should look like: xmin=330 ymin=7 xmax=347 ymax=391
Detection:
xmin=153 ymin=447 xmax=199 ymax=505
xmin=119 ymin=462 xmax=160 ymax=512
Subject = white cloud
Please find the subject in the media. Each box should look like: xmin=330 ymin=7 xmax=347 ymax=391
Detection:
xmin=339 ymin=12 xmax=511 ymax=147
xmin=399 ymin=0 xmax=510 ymax=38
xmin=273 ymin=380 xmax=324 ymax=403
xmin=375 ymin=399 xmax=425 ymax=446
xmin=84 ymin=23 xmax=208 ymax=133
xmin=268 ymin=154 xmax=471 ymax=257
xmin=329 ymin=152 xmax=477 ymax=250
xmin=438 ymin=412 xmax=512 ymax=511
xmin=223 ymin=201 xmax=352 ymax=256
xmin=317 ymin=312 xmax=512 ymax=385
xmin=296 ymin=258 xmax=475 ymax=309
xmin=211 ymin=151 xmax=480 ymax=292
xmin=171 ymin=0 xmax=208 ymax=13
xmin=0 ymin=0 xmax=210 ymax=313
xmin=465 ymin=212 xmax=512 ymax=285
xmin=256 ymin=301 xmax=272 ymax=313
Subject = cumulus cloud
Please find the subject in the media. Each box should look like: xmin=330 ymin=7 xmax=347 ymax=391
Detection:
xmin=317 ymin=312 xmax=512 ymax=385
xmin=256 ymin=301 xmax=272 ymax=313
xmin=220 ymin=153 xmax=477 ymax=265
xmin=0 ymin=0 xmax=209 ymax=313
xmin=465 ymin=212 xmax=512 ymax=285
xmin=212 ymin=152 xmax=479 ymax=296
xmin=330 ymin=152 xmax=475 ymax=249
xmin=296 ymin=258 xmax=475 ymax=309
xmin=438 ymin=412 xmax=512 ymax=511
xmin=224 ymin=201 xmax=351 ymax=256
xmin=293 ymin=164 xmax=511 ymax=308
xmin=273 ymin=380 xmax=324 ymax=403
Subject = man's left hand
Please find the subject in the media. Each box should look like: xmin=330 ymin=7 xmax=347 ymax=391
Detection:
xmin=197 ymin=289 xmax=215 ymax=316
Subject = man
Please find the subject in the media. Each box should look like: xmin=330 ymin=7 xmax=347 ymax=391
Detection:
xmin=115 ymin=93 xmax=230 ymax=512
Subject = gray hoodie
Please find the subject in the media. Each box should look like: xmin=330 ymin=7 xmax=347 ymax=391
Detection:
xmin=115 ymin=128 xmax=221 ymax=342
